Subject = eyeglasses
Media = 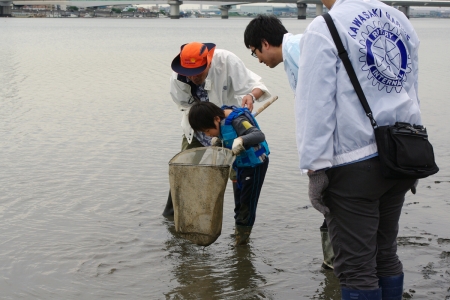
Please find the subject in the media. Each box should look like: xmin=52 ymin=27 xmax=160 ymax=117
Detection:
xmin=251 ymin=48 xmax=258 ymax=58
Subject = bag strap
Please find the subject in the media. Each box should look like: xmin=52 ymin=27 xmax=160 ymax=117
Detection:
xmin=322 ymin=13 xmax=378 ymax=128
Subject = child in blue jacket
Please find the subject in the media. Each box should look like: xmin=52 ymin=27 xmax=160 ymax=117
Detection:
xmin=188 ymin=101 xmax=269 ymax=246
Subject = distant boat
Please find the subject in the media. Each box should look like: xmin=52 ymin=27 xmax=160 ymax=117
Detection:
xmin=84 ymin=13 xmax=93 ymax=18
xmin=12 ymin=12 xmax=33 ymax=18
xmin=47 ymin=13 xmax=61 ymax=18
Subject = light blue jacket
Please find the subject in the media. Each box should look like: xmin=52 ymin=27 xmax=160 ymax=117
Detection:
xmin=295 ymin=0 xmax=421 ymax=172
xmin=282 ymin=33 xmax=303 ymax=93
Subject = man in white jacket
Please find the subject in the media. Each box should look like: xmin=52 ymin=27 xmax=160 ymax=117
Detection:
xmin=296 ymin=0 xmax=418 ymax=299
xmin=163 ymin=42 xmax=271 ymax=217
xmin=244 ymin=15 xmax=335 ymax=272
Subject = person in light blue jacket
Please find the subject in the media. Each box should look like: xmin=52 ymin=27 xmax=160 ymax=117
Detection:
xmin=244 ymin=15 xmax=335 ymax=271
xmin=244 ymin=15 xmax=302 ymax=94
xmin=296 ymin=0 xmax=419 ymax=298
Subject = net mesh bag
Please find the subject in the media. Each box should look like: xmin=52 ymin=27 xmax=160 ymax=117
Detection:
xmin=169 ymin=147 xmax=234 ymax=246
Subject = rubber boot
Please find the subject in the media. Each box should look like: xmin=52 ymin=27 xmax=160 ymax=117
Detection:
xmin=378 ymin=273 xmax=404 ymax=300
xmin=162 ymin=190 xmax=174 ymax=217
xmin=235 ymin=225 xmax=252 ymax=246
xmin=341 ymin=287 xmax=381 ymax=300
xmin=320 ymin=221 xmax=335 ymax=270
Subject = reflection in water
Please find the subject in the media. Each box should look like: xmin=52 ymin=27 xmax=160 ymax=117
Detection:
xmin=312 ymin=269 xmax=340 ymax=300
xmin=223 ymin=246 xmax=270 ymax=299
xmin=163 ymin=220 xmax=269 ymax=299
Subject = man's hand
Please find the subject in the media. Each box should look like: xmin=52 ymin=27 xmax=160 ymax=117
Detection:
xmin=211 ymin=137 xmax=222 ymax=147
xmin=241 ymin=95 xmax=254 ymax=112
xmin=231 ymin=137 xmax=245 ymax=155
xmin=307 ymin=170 xmax=330 ymax=215
xmin=410 ymin=179 xmax=419 ymax=194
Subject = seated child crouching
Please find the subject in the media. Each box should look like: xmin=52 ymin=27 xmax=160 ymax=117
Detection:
xmin=188 ymin=101 xmax=269 ymax=246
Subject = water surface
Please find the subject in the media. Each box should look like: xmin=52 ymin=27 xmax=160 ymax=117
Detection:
xmin=0 ymin=17 xmax=449 ymax=299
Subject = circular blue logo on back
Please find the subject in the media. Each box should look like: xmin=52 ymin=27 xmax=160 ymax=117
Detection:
xmin=360 ymin=22 xmax=411 ymax=93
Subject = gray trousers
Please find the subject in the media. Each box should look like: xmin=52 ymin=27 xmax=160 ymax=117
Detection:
xmin=323 ymin=157 xmax=415 ymax=290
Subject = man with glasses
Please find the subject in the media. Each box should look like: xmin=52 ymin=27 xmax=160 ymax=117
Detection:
xmin=244 ymin=15 xmax=335 ymax=271
xmin=244 ymin=15 xmax=302 ymax=94
xmin=163 ymin=42 xmax=272 ymax=217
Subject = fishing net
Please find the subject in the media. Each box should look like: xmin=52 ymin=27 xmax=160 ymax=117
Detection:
xmin=169 ymin=146 xmax=234 ymax=246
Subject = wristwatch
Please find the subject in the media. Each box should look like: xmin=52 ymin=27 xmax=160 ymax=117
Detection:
xmin=247 ymin=92 xmax=256 ymax=103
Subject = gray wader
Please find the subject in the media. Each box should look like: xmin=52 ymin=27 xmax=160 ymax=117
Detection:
xmin=321 ymin=219 xmax=335 ymax=270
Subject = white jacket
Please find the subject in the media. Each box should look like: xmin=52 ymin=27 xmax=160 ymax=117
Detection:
xmin=170 ymin=49 xmax=272 ymax=143
xmin=295 ymin=0 xmax=421 ymax=172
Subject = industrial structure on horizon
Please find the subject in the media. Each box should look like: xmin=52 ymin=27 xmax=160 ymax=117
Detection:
xmin=2 ymin=0 xmax=450 ymax=19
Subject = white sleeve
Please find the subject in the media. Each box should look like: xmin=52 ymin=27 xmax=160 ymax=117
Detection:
xmin=225 ymin=53 xmax=272 ymax=103
xmin=169 ymin=72 xmax=193 ymax=110
xmin=295 ymin=26 xmax=337 ymax=172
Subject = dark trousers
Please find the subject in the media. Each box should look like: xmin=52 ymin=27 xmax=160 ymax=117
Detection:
xmin=323 ymin=157 xmax=415 ymax=290
xmin=233 ymin=158 xmax=269 ymax=227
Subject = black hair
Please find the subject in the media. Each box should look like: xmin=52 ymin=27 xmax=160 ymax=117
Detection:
xmin=188 ymin=101 xmax=225 ymax=132
xmin=244 ymin=15 xmax=288 ymax=51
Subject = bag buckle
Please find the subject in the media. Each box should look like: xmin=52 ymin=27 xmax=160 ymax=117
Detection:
xmin=367 ymin=113 xmax=378 ymax=128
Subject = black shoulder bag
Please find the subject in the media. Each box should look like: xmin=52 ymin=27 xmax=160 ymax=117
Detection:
xmin=322 ymin=13 xmax=439 ymax=179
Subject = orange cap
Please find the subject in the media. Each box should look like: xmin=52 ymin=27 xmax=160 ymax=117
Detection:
xmin=171 ymin=42 xmax=216 ymax=76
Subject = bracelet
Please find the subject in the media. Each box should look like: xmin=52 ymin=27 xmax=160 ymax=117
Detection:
xmin=247 ymin=93 xmax=256 ymax=103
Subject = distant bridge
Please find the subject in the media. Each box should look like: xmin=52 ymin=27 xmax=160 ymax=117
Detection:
xmin=2 ymin=0 xmax=450 ymax=18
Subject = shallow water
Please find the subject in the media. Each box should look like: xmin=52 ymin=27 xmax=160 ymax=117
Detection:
xmin=0 ymin=17 xmax=449 ymax=299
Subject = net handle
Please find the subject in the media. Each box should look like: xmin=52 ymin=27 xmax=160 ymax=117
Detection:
xmin=252 ymin=96 xmax=278 ymax=117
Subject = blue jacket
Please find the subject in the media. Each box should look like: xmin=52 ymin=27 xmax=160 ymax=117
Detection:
xmin=220 ymin=106 xmax=270 ymax=168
